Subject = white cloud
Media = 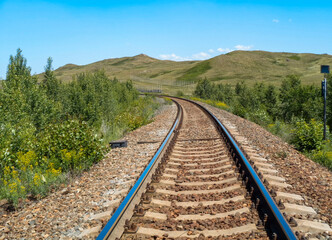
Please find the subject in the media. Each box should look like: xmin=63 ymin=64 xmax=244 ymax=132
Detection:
xmin=273 ymin=19 xmax=280 ymax=23
xmin=192 ymin=52 xmax=211 ymax=60
xmin=159 ymin=51 xmax=211 ymax=61
xmin=235 ymin=45 xmax=253 ymax=51
xmin=160 ymin=46 xmax=254 ymax=62
xmin=159 ymin=53 xmax=190 ymax=61
xmin=217 ymin=48 xmax=232 ymax=53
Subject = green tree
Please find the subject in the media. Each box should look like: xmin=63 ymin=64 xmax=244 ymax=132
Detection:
xmin=194 ymin=78 xmax=214 ymax=99
xmin=279 ymin=75 xmax=303 ymax=122
xmin=253 ymin=82 xmax=266 ymax=104
xmin=235 ymin=81 xmax=260 ymax=110
xmin=2 ymin=49 xmax=60 ymax=129
xmin=235 ymin=80 xmax=246 ymax=95
xmin=279 ymin=75 xmax=322 ymax=123
xmin=6 ymin=48 xmax=31 ymax=85
xmin=42 ymin=57 xmax=61 ymax=101
xmin=264 ymin=84 xmax=278 ymax=118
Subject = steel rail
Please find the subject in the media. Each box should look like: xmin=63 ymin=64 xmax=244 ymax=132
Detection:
xmin=97 ymin=100 xmax=182 ymax=240
xmin=97 ymin=96 xmax=297 ymax=239
xmin=187 ymin=98 xmax=297 ymax=240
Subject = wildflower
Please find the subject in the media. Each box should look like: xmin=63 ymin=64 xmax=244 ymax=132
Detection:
xmin=33 ymin=173 xmax=41 ymax=186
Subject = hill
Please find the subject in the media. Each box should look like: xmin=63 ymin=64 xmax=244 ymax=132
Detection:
xmin=37 ymin=51 xmax=332 ymax=95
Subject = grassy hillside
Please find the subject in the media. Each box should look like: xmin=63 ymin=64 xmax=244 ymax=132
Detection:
xmin=206 ymin=51 xmax=332 ymax=86
xmin=37 ymin=51 xmax=332 ymax=95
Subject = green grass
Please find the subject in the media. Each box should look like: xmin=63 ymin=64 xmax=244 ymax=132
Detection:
xmin=176 ymin=61 xmax=212 ymax=82
xmin=111 ymin=58 xmax=131 ymax=66
xmin=289 ymin=55 xmax=301 ymax=61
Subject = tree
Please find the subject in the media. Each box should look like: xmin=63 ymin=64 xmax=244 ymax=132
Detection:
xmin=279 ymin=75 xmax=322 ymax=122
xmin=6 ymin=49 xmax=31 ymax=81
xmin=235 ymin=80 xmax=246 ymax=95
xmin=253 ymin=82 xmax=266 ymax=104
xmin=5 ymin=48 xmax=34 ymax=91
xmin=194 ymin=78 xmax=214 ymax=99
xmin=223 ymin=84 xmax=234 ymax=104
xmin=264 ymin=84 xmax=278 ymax=118
xmin=2 ymin=49 xmax=60 ymax=129
xmin=42 ymin=57 xmax=60 ymax=101
xmin=279 ymin=75 xmax=303 ymax=122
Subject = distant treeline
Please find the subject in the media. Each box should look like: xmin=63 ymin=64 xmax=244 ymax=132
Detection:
xmin=0 ymin=49 xmax=159 ymax=206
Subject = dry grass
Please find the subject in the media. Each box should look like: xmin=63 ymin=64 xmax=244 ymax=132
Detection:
xmin=36 ymin=51 xmax=332 ymax=95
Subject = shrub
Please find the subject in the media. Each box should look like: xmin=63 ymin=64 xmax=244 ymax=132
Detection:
xmin=291 ymin=119 xmax=324 ymax=152
xmin=176 ymin=90 xmax=184 ymax=97
xmin=0 ymin=166 xmax=26 ymax=206
xmin=267 ymin=120 xmax=293 ymax=142
xmin=309 ymin=150 xmax=332 ymax=170
xmin=247 ymin=108 xmax=273 ymax=127
xmin=36 ymin=120 xmax=106 ymax=172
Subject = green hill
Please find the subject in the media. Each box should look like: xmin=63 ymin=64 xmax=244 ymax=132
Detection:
xmin=37 ymin=51 xmax=332 ymax=95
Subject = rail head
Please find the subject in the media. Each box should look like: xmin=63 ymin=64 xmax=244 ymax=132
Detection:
xmin=97 ymin=96 xmax=297 ymax=240
xmin=185 ymin=98 xmax=297 ymax=240
xmin=97 ymin=99 xmax=182 ymax=240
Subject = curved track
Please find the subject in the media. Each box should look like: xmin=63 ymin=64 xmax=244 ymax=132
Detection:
xmin=98 ymin=98 xmax=297 ymax=240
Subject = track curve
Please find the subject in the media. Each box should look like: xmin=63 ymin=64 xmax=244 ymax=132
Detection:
xmin=98 ymin=97 xmax=297 ymax=240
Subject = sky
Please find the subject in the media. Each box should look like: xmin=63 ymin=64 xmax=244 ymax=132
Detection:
xmin=1 ymin=0 xmax=332 ymax=79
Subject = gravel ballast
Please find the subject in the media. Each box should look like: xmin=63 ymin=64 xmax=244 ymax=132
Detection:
xmin=200 ymin=102 xmax=332 ymax=235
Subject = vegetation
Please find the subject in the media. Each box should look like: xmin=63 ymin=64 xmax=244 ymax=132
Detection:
xmin=176 ymin=61 xmax=212 ymax=82
xmin=194 ymin=76 xmax=332 ymax=170
xmin=0 ymin=49 xmax=159 ymax=207
xmin=42 ymin=51 xmax=332 ymax=96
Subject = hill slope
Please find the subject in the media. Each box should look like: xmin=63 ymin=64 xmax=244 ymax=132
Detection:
xmin=205 ymin=51 xmax=332 ymax=85
xmin=39 ymin=51 xmax=332 ymax=94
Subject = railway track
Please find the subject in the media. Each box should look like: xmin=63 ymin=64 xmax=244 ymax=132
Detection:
xmin=97 ymin=98 xmax=316 ymax=240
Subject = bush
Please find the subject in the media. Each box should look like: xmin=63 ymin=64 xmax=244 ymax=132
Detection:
xmin=176 ymin=90 xmax=184 ymax=97
xmin=0 ymin=49 xmax=160 ymax=207
xmin=267 ymin=120 xmax=293 ymax=142
xmin=247 ymin=108 xmax=273 ymax=127
xmin=309 ymin=150 xmax=332 ymax=170
xmin=291 ymin=119 xmax=324 ymax=152
xmin=36 ymin=120 xmax=106 ymax=172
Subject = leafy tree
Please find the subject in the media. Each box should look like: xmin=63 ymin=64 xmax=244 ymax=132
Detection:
xmin=264 ymin=84 xmax=278 ymax=118
xmin=235 ymin=81 xmax=260 ymax=111
xmin=6 ymin=48 xmax=31 ymax=84
xmin=279 ymin=75 xmax=322 ymax=122
xmin=279 ymin=75 xmax=303 ymax=122
xmin=42 ymin=57 xmax=61 ymax=101
xmin=235 ymin=80 xmax=246 ymax=95
xmin=253 ymin=82 xmax=266 ymax=104
xmin=300 ymin=85 xmax=323 ymax=121
xmin=213 ymin=83 xmax=234 ymax=104
xmin=2 ymin=49 xmax=59 ymax=129
xmin=194 ymin=77 xmax=214 ymax=99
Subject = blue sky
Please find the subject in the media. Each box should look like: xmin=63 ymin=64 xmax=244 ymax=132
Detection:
xmin=1 ymin=0 xmax=332 ymax=78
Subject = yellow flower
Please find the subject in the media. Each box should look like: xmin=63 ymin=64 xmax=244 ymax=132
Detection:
xmin=33 ymin=173 xmax=41 ymax=186
xmin=216 ymin=101 xmax=229 ymax=109
xmin=17 ymin=151 xmax=37 ymax=171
